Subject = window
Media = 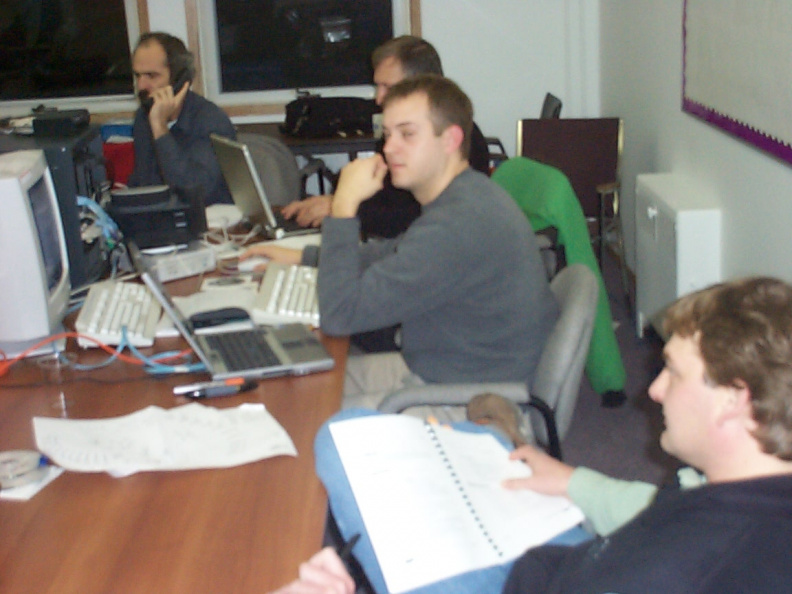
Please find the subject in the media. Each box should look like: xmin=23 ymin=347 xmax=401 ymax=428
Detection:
xmin=214 ymin=0 xmax=392 ymax=93
xmin=0 ymin=1 xmax=143 ymax=103
xmin=196 ymin=0 xmax=414 ymax=108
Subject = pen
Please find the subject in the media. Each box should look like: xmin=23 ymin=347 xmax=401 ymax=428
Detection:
xmin=337 ymin=533 xmax=361 ymax=565
xmin=173 ymin=378 xmax=258 ymax=399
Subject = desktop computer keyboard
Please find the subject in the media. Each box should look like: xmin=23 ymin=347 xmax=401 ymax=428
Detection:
xmin=75 ymin=279 xmax=162 ymax=348
xmin=252 ymin=263 xmax=320 ymax=327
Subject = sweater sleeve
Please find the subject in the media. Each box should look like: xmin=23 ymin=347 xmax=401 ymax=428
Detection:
xmin=568 ymin=467 xmax=659 ymax=536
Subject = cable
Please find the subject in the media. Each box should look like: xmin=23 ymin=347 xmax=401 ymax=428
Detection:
xmin=124 ymin=329 xmax=206 ymax=375
xmin=77 ymin=195 xmax=122 ymax=244
xmin=0 ymin=330 xmax=197 ymax=379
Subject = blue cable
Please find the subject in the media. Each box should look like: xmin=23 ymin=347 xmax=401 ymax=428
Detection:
xmin=125 ymin=330 xmax=206 ymax=375
xmin=69 ymin=327 xmax=205 ymax=375
xmin=77 ymin=195 xmax=122 ymax=242
xmin=70 ymin=334 xmax=128 ymax=371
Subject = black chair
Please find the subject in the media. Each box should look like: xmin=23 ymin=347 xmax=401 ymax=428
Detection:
xmin=540 ymin=92 xmax=563 ymax=119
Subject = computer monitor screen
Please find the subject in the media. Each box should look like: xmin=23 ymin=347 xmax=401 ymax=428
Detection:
xmin=0 ymin=150 xmax=71 ymax=358
xmin=28 ymin=174 xmax=65 ymax=293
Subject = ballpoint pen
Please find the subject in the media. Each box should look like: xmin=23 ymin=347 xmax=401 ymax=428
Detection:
xmin=172 ymin=378 xmax=258 ymax=399
xmin=337 ymin=533 xmax=361 ymax=566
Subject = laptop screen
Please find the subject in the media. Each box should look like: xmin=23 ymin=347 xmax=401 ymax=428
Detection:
xmin=210 ymin=134 xmax=278 ymax=229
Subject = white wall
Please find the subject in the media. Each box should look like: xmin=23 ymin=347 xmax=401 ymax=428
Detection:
xmin=421 ymin=0 xmax=600 ymax=155
xmin=600 ymin=1 xmax=792 ymax=280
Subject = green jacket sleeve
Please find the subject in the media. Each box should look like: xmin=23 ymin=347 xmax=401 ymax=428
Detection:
xmin=492 ymin=157 xmax=626 ymax=394
xmin=567 ymin=467 xmax=658 ymax=536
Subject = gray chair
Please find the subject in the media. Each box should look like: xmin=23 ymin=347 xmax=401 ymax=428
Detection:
xmin=378 ymin=263 xmax=598 ymax=459
xmin=236 ymin=132 xmax=332 ymax=206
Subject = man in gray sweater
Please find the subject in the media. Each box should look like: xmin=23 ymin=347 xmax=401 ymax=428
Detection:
xmin=243 ymin=75 xmax=556 ymax=407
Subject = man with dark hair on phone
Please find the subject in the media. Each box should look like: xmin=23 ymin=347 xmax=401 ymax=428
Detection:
xmin=128 ymin=31 xmax=235 ymax=205
xmin=243 ymin=74 xmax=556 ymax=410
xmin=281 ymin=35 xmax=492 ymax=353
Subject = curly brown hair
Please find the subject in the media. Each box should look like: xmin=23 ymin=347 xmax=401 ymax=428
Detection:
xmin=664 ymin=277 xmax=792 ymax=460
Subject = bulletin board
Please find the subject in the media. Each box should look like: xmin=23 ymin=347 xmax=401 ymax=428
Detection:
xmin=683 ymin=0 xmax=792 ymax=165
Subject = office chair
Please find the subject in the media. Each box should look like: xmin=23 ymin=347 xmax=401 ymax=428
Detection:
xmin=378 ymin=263 xmax=598 ymax=460
xmin=540 ymin=92 xmax=563 ymax=119
xmin=515 ymin=118 xmax=628 ymax=305
xmin=484 ymin=136 xmax=509 ymax=173
xmin=236 ymin=132 xmax=333 ymax=206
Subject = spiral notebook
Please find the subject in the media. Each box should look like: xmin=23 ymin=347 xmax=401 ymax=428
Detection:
xmin=329 ymin=414 xmax=584 ymax=593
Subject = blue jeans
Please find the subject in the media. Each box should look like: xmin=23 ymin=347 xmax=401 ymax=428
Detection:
xmin=314 ymin=409 xmax=592 ymax=594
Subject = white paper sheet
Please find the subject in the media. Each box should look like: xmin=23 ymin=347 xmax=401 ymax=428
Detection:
xmin=34 ymin=403 xmax=296 ymax=477
xmin=330 ymin=415 xmax=584 ymax=593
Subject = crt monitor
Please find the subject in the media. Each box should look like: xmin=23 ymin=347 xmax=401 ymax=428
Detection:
xmin=0 ymin=150 xmax=71 ymax=358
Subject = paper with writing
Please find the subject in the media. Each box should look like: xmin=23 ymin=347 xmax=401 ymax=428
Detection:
xmin=34 ymin=403 xmax=296 ymax=476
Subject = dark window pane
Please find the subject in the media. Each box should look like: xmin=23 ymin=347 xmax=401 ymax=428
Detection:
xmin=0 ymin=0 xmax=133 ymax=101
xmin=215 ymin=0 xmax=393 ymax=92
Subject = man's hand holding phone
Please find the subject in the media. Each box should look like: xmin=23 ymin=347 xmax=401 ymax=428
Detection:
xmin=147 ymin=76 xmax=191 ymax=139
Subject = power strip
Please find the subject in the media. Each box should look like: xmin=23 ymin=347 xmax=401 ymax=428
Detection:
xmin=143 ymin=243 xmax=217 ymax=282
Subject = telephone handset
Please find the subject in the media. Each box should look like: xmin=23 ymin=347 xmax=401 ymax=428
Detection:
xmin=141 ymin=68 xmax=192 ymax=114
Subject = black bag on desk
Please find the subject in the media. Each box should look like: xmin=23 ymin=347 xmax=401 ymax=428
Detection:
xmin=281 ymin=95 xmax=377 ymax=139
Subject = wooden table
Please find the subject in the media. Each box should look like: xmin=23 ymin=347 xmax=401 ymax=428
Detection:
xmin=0 ymin=326 xmax=347 ymax=592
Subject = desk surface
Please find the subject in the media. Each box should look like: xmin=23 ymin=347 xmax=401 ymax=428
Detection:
xmin=0 ymin=318 xmax=347 ymax=592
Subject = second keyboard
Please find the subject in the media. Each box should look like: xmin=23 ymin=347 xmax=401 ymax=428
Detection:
xmin=252 ymin=263 xmax=319 ymax=327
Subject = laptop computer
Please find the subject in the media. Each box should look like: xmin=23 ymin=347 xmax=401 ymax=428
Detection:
xmin=210 ymin=133 xmax=318 ymax=239
xmin=129 ymin=243 xmax=334 ymax=381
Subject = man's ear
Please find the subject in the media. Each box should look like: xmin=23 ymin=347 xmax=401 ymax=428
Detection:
xmin=442 ymin=124 xmax=465 ymax=154
xmin=717 ymin=379 xmax=755 ymax=429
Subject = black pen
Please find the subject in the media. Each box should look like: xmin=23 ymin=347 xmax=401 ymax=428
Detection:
xmin=338 ymin=532 xmax=360 ymax=566
xmin=173 ymin=378 xmax=258 ymax=399
xmin=338 ymin=533 xmax=361 ymax=565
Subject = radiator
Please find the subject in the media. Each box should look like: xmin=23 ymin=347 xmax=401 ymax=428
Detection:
xmin=635 ymin=173 xmax=721 ymax=338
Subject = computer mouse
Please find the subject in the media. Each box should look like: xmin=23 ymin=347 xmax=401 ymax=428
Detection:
xmin=189 ymin=307 xmax=251 ymax=329
xmin=237 ymin=256 xmax=270 ymax=272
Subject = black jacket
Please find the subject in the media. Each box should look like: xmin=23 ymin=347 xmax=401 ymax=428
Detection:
xmin=504 ymin=474 xmax=792 ymax=593
xmin=357 ymin=122 xmax=491 ymax=239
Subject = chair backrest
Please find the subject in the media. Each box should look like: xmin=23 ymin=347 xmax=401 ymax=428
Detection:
xmin=236 ymin=132 xmax=302 ymax=207
xmin=517 ymin=118 xmax=622 ymax=219
xmin=531 ymin=263 xmax=598 ymax=441
xmin=540 ymin=92 xmax=562 ymax=119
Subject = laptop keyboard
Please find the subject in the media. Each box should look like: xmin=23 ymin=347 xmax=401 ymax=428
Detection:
xmin=202 ymin=329 xmax=280 ymax=371
xmin=253 ymin=263 xmax=320 ymax=326
xmin=75 ymin=280 xmax=162 ymax=348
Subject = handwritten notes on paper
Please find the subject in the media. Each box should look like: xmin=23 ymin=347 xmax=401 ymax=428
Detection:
xmin=33 ymin=403 xmax=296 ymax=477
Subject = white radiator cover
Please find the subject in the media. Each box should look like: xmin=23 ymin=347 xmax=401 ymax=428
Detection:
xmin=635 ymin=173 xmax=722 ymax=338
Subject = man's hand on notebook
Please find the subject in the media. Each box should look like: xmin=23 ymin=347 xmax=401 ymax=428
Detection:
xmin=270 ymin=547 xmax=355 ymax=594
xmin=503 ymin=444 xmax=574 ymax=497
xmin=240 ymin=243 xmax=301 ymax=269
xmin=282 ymin=195 xmax=332 ymax=228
